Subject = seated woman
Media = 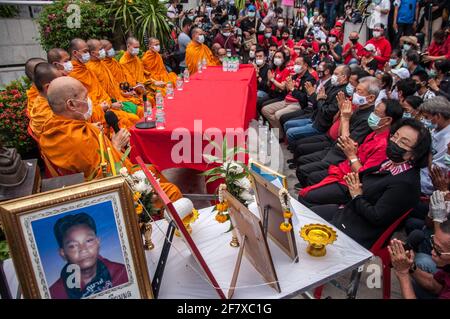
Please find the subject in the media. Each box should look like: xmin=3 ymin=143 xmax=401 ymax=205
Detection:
xmin=310 ymin=118 xmax=432 ymax=249
xmin=299 ymin=99 xmax=404 ymax=206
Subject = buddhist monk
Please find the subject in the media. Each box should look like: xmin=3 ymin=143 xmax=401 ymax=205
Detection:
xmin=40 ymin=76 xmax=182 ymax=204
xmin=141 ymin=37 xmax=177 ymax=85
xmin=25 ymin=57 xmax=46 ymax=114
xmin=101 ymin=39 xmax=135 ymax=85
xmin=29 ymin=62 xmax=61 ymax=139
xmin=185 ymin=28 xmax=216 ymax=74
xmin=211 ymin=43 xmax=222 ymax=65
xmin=119 ymin=37 xmax=149 ymax=85
xmin=47 ymin=48 xmax=72 ymax=76
xmin=86 ymin=39 xmax=143 ymax=116
xmin=68 ymin=38 xmax=140 ymax=129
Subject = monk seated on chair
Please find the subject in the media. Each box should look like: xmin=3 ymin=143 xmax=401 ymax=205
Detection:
xmin=185 ymin=27 xmax=216 ymax=75
xmin=40 ymin=76 xmax=182 ymax=203
xmin=24 ymin=57 xmax=46 ymax=115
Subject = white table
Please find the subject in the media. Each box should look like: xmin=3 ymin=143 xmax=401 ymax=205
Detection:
xmin=2 ymin=197 xmax=373 ymax=299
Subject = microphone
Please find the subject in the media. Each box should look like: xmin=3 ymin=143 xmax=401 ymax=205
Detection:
xmin=105 ymin=110 xmax=120 ymax=133
xmin=403 ymin=229 xmax=425 ymax=252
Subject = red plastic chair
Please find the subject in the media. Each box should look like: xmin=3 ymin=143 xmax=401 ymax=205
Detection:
xmin=313 ymin=209 xmax=412 ymax=299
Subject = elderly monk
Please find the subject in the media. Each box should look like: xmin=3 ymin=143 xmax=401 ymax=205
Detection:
xmin=142 ymin=37 xmax=178 ymax=85
xmin=211 ymin=43 xmax=222 ymax=66
xmin=185 ymin=28 xmax=216 ymax=74
xmin=101 ymin=39 xmax=135 ymax=85
xmin=86 ymin=39 xmax=143 ymax=114
xmin=68 ymin=38 xmax=140 ymax=129
xmin=40 ymin=77 xmax=182 ymax=204
xmin=28 ymin=62 xmax=61 ymax=139
xmin=47 ymin=48 xmax=72 ymax=76
xmin=25 ymin=57 xmax=46 ymax=114
xmin=119 ymin=37 xmax=149 ymax=85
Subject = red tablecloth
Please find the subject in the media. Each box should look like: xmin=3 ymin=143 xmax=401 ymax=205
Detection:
xmin=130 ymin=65 xmax=257 ymax=173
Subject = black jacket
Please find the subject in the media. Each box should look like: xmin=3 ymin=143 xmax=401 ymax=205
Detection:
xmin=330 ymin=163 xmax=421 ymax=249
xmin=291 ymin=71 xmax=317 ymax=109
xmin=436 ymin=74 xmax=450 ymax=101
xmin=311 ymin=83 xmax=348 ymax=133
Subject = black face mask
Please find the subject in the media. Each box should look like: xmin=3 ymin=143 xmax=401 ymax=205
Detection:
xmin=386 ymin=140 xmax=408 ymax=163
xmin=350 ymin=38 xmax=358 ymax=44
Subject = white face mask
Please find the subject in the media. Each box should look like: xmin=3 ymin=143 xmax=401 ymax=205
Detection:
xmin=313 ymin=26 xmax=320 ymax=32
xmin=248 ymin=11 xmax=255 ymax=18
xmin=153 ymin=45 xmax=161 ymax=52
xmin=98 ymin=49 xmax=106 ymax=60
xmin=249 ymin=51 xmax=255 ymax=58
xmin=80 ymin=52 xmax=90 ymax=64
xmin=314 ymin=11 xmax=319 ymax=17
xmin=352 ymin=92 xmax=368 ymax=106
xmin=222 ymin=32 xmax=231 ymax=37
xmin=373 ymin=31 xmax=381 ymax=38
xmin=72 ymin=97 xmax=93 ymax=120
xmin=328 ymin=37 xmax=336 ymax=43
xmin=277 ymin=22 xmax=284 ymax=28
xmin=131 ymin=48 xmax=140 ymax=56
xmin=264 ymin=33 xmax=272 ymax=39
xmin=273 ymin=58 xmax=283 ymax=66
xmin=107 ymin=48 xmax=115 ymax=58
xmin=331 ymin=74 xmax=339 ymax=86
xmin=255 ymin=59 xmax=264 ymax=66
xmin=293 ymin=64 xmax=302 ymax=74
xmin=63 ymin=61 xmax=73 ymax=73
xmin=197 ymin=34 xmax=205 ymax=43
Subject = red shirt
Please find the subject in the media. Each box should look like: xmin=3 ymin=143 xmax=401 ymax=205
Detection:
xmin=297 ymin=39 xmax=320 ymax=53
xmin=257 ymin=35 xmax=278 ymax=48
xmin=343 ymin=41 xmax=365 ymax=65
xmin=434 ymin=270 xmax=450 ymax=299
xmin=271 ymin=67 xmax=290 ymax=91
xmin=427 ymin=35 xmax=450 ymax=60
xmin=276 ymin=38 xmax=294 ymax=49
xmin=365 ymin=36 xmax=392 ymax=70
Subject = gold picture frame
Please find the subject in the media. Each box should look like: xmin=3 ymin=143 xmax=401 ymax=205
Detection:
xmin=0 ymin=176 xmax=153 ymax=299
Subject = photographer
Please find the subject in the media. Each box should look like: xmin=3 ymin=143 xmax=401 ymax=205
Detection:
xmin=167 ymin=0 xmax=185 ymax=22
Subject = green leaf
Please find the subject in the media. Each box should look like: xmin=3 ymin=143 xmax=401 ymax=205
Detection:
xmin=121 ymin=146 xmax=132 ymax=163
xmin=199 ymin=166 xmax=223 ymax=176
xmin=115 ymin=162 xmax=122 ymax=175
xmin=206 ymin=174 xmax=224 ymax=184
xmin=203 ymin=154 xmax=220 ymax=163
xmin=222 ymin=138 xmax=228 ymax=163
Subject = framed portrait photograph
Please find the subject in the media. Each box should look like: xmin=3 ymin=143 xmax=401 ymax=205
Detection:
xmin=248 ymin=160 xmax=287 ymax=189
xmin=0 ymin=176 xmax=153 ymax=299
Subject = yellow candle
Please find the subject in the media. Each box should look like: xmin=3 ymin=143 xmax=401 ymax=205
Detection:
xmin=99 ymin=132 xmax=105 ymax=164
xmin=107 ymin=147 xmax=116 ymax=176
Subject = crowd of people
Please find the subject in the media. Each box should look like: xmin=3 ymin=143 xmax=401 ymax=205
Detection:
xmin=22 ymin=0 xmax=450 ymax=299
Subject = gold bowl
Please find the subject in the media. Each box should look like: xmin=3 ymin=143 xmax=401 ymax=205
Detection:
xmin=300 ymin=224 xmax=337 ymax=257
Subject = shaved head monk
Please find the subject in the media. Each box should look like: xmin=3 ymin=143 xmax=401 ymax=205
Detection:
xmin=29 ymin=62 xmax=61 ymax=138
xmin=185 ymin=28 xmax=216 ymax=74
xmin=119 ymin=37 xmax=149 ymax=85
xmin=25 ymin=57 xmax=46 ymax=113
xmin=141 ymin=37 xmax=177 ymax=92
xmin=40 ymin=77 xmax=182 ymax=204
xmin=101 ymin=39 xmax=135 ymax=85
xmin=47 ymin=48 xmax=72 ymax=76
xmin=68 ymin=38 xmax=140 ymax=129
xmin=211 ymin=43 xmax=222 ymax=65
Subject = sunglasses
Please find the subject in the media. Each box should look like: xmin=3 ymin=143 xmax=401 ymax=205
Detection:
xmin=431 ymin=235 xmax=450 ymax=257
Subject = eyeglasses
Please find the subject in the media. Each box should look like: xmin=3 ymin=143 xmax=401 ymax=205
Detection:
xmin=430 ymin=235 xmax=450 ymax=257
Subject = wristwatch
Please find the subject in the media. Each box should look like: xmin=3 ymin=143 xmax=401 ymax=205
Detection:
xmin=409 ymin=262 xmax=417 ymax=274
xmin=350 ymin=158 xmax=359 ymax=164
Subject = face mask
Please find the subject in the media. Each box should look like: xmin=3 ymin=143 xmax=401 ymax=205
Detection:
xmin=314 ymin=26 xmax=320 ymax=32
xmin=421 ymin=118 xmax=436 ymax=130
xmin=294 ymin=64 xmax=302 ymax=74
xmin=197 ymin=22 xmax=203 ymax=28
xmin=350 ymin=38 xmax=358 ymax=44
xmin=107 ymin=48 xmax=115 ymax=58
xmin=367 ymin=112 xmax=383 ymax=130
xmin=389 ymin=58 xmax=398 ymax=67
xmin=352 ymin=92 xmax=368 ymax=106
xmin=131 ymin=48 xmax=140 ymax=56
xmin=63 ymin=61 xmax=73 ymax=73
xmin=255 ymin=59 xmax=264 ymax=66
xmin=98 ymin=49 xmax=106 ymax=60
xmin=328 ymin=37 xmax=336 ymax=43
xmin=248 ymin=11 xmax=255 ymax=18
xmin=386 ymin=140 xmax=408 ymax=163
xmin=277 ymin=22 xmax=284 ymax=28
xmin=265 ymin=33 xmax=272 ymax=39
xmin=197 ymin=35 xmax=205 ymax=43
xmin=273 ymin=58 xmax=283 ymax=66
xmin=249 ymin=51 xmax=255 ymax=58
xmin=314 ymin=11 xmax=319 ymax=17
xmin=153 ymin=45 xmax=161 ymax=52
xmin=73 ymin=97 xmax=93 ymax=120
xmin=445 ymin=153 xmax=450 ymax=166
xmin=346 ymin=83 xmax=355 ymax=95
xmin=373 ymin=31 xmax=381 ymax=38
xmin=403 ymin=112 xmax=412 ymax=119
xmin=403 ymin=44 xmax=411 ymax=51
xmin=428 ymin=69 xmax=437 ymax=78
xmin=373 ymin=0 xmax=382 ymax=4
xmin=222 ymin=32 xmax=231 ymax=37
xmin=330 ymin=74 xmax=339 ymax=86
xmin=80 ymin=52 xmax=90 ymax=64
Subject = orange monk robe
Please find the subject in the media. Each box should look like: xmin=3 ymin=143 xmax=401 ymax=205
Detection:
xmin=211 ymin=56 xmax=222 ymax=66
xmin=29 ymin=95 xmax=53 ymax=139
xmin=26 ymin=84 xmax=39 ymax=116
xmin=103 ymin=56 xmax=135 ymax=85
xmin=86 ymin=60 xmax=144 ymax=117
xmin=141 ymin=50 xmax=178 ymax=84
xmin=119 ymin=51 xmax=150 ymax=85
xmin=70 ymin=59 xmax=140 ymax=129
xmin=39 ymin=114 xmax=182 ymax=203
xmin=185 ymin=42 xmax=216 ymax=75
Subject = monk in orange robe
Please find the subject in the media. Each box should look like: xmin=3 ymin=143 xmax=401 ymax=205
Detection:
xmin=142 ymin=38 xmax=178 ymax=85
xmin=28 ymin=62 xmax=61 ymax=139
xmin=47 ymin=48 xmax=73 ymax=76
xmin=86 ymin=39 xmax=143 ymax=117
xmin=24 ymin=57 xmax=46 ymax=115
xmin=100 ymin=40 xmax=135 ymax=85
xmin=185 ymin=28 xmax=217 ymax=74
xmin=119 ymin=37 xmax=150 ymax=85
xmin=68 ymin=39 xmax=140 ymax=129
xmin=40 ymin=76 xmax=182 ymax=203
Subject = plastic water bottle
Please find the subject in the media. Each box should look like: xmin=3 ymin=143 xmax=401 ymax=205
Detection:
xmin=155 ymin=106 xmax=166 ymax=130
xmin=183 ymin=69 xmax=190 ymax=82
xmin=226 ymin=49 xmax=232 ymax=58
xmin=228 ymin=57 xmax=234 ymax=72
xmin=166 ymin=82 xmax=174 ymax=99
xmin=155 ymin=90 xmax=164 ymax=109
xmin=176 ymin=75 xmax=184 ymax=91
xmin=197 ymin=61 xmax=203 ymax=73
xmin=143 ymin=94 xmax=153 ymax=121
xmin=202 ymin=57 xmax=207 ymax=70
xmin=222 ymin=57 xmax=228 ymax=72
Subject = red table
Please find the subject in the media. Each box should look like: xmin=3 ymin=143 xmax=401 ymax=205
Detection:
xmin=130 ymin=65 xmax=257 ymax=176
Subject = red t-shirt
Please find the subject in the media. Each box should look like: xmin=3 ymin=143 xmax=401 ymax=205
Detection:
xmin=297 ymin=39 xmax=320 ymax=53
xmin=427 ymin=35 xmax=450 ymax=60
xmin=276 ymin=38 xmax=295 ymax=49
xmin=343 ymin=42 xmax=365 ymax=65
xmin=257 ymin=35 xmax=278 ymax=48
xmin=365 ymin=36 xmax=392 ymax=70
xmin=271 ymin=67 xmax=290 ymax=91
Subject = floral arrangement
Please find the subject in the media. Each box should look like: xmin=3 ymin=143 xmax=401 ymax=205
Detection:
xmin=37 ymin=0 xmax=112 ymax=51
xmin=0 ymin=78 xmax=35 ymax=155
xmin=279 ymin=188 xmax=293 ymax=232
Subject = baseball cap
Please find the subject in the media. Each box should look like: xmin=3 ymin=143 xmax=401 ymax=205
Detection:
xmin=248 ymin=4 xmax=256 ymax=11
xmin=391 ymin=68 xmax=410 ymax=80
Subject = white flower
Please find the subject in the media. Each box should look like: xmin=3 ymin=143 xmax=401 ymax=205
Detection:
xmin=134 ymin=180 xmax=152 ymax=194
xmin=240 ymin=190 xmax=254 ymax=203
xmin=132 ymin=170 xmax=147 ymax=181
xmin=119 ymin=167 xmax=129 ymax=177
xmin=222 ymin=161 xmax=244 ymax=174
xmin=234 ymin=177 xmax=251 ymax=190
